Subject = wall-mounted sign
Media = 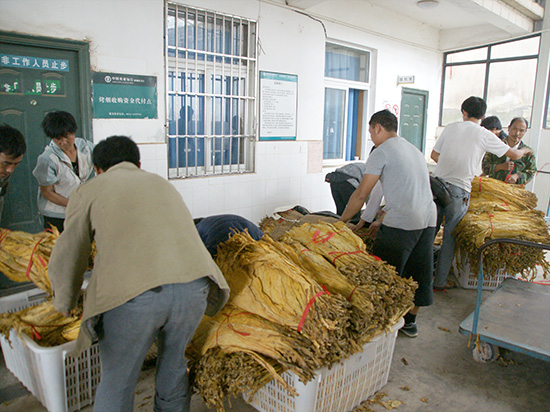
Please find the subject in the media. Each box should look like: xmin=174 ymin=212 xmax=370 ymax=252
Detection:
xmin=0 ymin=54 xmax=69 ymax=72
xmin=259 ymin=71 xmax=297 ymax=141
xmin=397 ymin=75 xmax=415 ymax=85
xmin=92 ymin=72 xmax=157 ymax=119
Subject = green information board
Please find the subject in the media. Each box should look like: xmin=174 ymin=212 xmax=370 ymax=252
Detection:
xmin=92 ymin=72 xmax=157 ymax=119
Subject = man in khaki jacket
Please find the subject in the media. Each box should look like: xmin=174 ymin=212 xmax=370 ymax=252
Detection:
xmin=48 ymin=135 xmax=229 ymax=412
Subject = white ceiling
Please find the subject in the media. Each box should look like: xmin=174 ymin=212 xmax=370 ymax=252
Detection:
xmin=284 ymin=0 xmax=544 ymax=50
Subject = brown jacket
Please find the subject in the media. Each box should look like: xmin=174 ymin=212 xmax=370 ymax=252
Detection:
xmin=48 ymin=162 xmax=229 ymax=355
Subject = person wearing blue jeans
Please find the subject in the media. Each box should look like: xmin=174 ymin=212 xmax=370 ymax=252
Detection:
xmin=431 ymin=96 xmax=533 ymax=290
xmin=433 ymin=184 xmax=470 ymax=290
xmin=48 ymin=136 xmax=229 ymax=412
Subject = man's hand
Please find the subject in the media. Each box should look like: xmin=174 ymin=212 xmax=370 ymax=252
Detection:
xmin=366 ymin=220 xmax=382 ymax=239
xmin=496 ymin=161 xmax=514 ymax=172
xmin=351 ymin=219 xmax=366 ymax=232
xmin=506 ymin=173 xmax=519 ymax=184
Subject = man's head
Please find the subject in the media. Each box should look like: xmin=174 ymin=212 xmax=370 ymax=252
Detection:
xmin=0 ymin=124 xmax=26 ymax=179
xmin=461 ymin=96 xmax=487 ymax=120
xmin=368 ymin=110 xmax=398 ymax=146
xmin=42 ymin=111 xmax=78 ymax=139
xmin=507 ymin=117 xmax=528 ymax=147
xmin=93 ymin=135 xmax=140 ymax=173
xmin=480 ymin=116 xmax=502 ymax=136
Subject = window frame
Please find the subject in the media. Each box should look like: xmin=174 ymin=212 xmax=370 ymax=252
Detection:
xmin=165 ymin=2 xmax=257 ymax=179
xmin=439 ymin=34 xmax=540 ymax=127
xmin=323 ymin=41 xmax=371 ymax=165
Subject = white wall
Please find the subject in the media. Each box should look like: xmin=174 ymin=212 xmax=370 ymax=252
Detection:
xmin=3 ymin=0 xmax=504 ymax=224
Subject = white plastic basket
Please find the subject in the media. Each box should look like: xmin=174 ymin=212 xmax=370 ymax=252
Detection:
xmin=245 ymin=318 xmax=404 ymax=412
xmin=452 ymin=248 xmax=515 ymax=291
xmin=0 ymin=288 xmax=101 ymax=412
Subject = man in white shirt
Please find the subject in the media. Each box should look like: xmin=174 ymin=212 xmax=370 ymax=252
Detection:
xmin=431 ymin=96 xmax=532 ymax=290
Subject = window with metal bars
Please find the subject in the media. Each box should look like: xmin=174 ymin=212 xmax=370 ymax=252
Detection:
xmin=165 ymin=4 xmax=257 ymax=178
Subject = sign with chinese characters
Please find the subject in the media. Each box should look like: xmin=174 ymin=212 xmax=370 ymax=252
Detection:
xmin=0 ymin=54 xmax=69 ymax=72
xmin=92 ymin=72 xmax=157 ymax=119
xmin=259 ymin=71 xmax=297 ymax=141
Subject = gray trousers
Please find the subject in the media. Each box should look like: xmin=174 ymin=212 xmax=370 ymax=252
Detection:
xmin=93 ymin=278 xmax=210 ymax=412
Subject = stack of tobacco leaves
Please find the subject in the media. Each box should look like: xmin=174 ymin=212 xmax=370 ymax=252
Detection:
xmin=0 ymin=228 xmax=61 ymax=293
xmin=453 ymin=176 xmax=549 ymax=279
xmin=0 ymin=299 xmax=82 ymax=347
xmin=190 ymin=224 xmax=415 ymax=411
xmin=469 ymin=176 xmax=537 ymax=213
xmin=215 ymin=231 xmax=356 ymax=362
xmin=0 ymin=227 xmax=96 ymax=295
xmin=281 ymin=221 xmax=416 ymax=340
xmin=454 ymin=209 xmax=550 ymax=279
xmin=188 ymin=304 xmax=319 ymax=407
xmin=190 ymin=230 xmax=359 ymax=411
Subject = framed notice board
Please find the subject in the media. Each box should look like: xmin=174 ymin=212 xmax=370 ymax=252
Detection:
xmin=259 ymin=71 xmax=297 ymax=141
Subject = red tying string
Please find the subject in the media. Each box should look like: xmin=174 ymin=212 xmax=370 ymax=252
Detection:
xmin=328 ymin=247 xmax=366 ymax=264
xmin=21 ymin=320 xmax=68 ymax=341
xmin=30 ymin=326 xmax=42 ymax=341
xmin=371 ymin=254 xmax=381 ymax=261
xmin=297 ymin=286 xmax=330 ymax=332
xmin=301 ymin=248 xmax=310 ymax=253
xmin=504 ymin=167 xmax=514 ymax=183
xmin=348 ymin=285 xmax=359 ymax=301
xmin=0 ymin=228 xmax=11 ymax=244
xmin=25 ymin=237 xmax=46 ymax=281
xmin=501 ymin=200 xmax=509 ymax=210
xmin=535 ymin=162 xmax=550 ymax=177
xmin=478 ymin=177 xmax=483 ymax=192
xmin=215 ymin=311 xmax=252 ymax=345
xmin=312 ymin=230 xmax=336 ymax=244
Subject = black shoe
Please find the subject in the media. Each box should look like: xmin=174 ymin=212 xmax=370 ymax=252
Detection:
xmin=400 ymin=322 xmax=418 ymax=338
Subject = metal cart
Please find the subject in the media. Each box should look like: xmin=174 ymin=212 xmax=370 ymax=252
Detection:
xmin=459 ymin=238 xmax=550 ymax=362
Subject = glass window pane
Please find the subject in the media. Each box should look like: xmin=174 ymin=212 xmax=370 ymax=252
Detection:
xmin=167 ymin=9 xmax=176 ymax=47
xmin=323 ymin=88 xmax=346 ymax=159
xmin=486 ymin=59 xmax=537 ymax=127
xmin=325 ymin=43 xmax=369 ymax=82
xmin=441 ymin=64 xmax=485 ymax=125
xmin=445 ymin=47 xmax=487 ymax=64
xmin=491 ymin=36 xmax=540 ymax=59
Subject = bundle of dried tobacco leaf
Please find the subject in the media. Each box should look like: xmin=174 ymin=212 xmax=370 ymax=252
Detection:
xmin=469 ymin=176 xmax=537 ymax=213
xmin=0 ymin=299 xmax=81 ymax=347
xmin=454 ymin=210 xmax=550 ymax=279
xmin=281 ymin=221 xmax=416 ymax=336
xmin=0 ymin=228 xmax=60 ymax=293
xmin=215 ymin=231 xmax=357 ymax=364
xmin=188 ymin=304 xmax=319 ymax=411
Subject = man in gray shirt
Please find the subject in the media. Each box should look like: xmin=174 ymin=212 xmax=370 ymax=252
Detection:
xmin=0 ymin=124 xmax=26 ymax=220
xmin=340 ymin=110 xmax=436 ymax=338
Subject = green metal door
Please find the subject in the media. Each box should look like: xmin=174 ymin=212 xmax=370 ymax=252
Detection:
xmin=400 ymin=88 xmax=428 ymax=153
xmin=0 ymin=32 xmax=91 ymax=233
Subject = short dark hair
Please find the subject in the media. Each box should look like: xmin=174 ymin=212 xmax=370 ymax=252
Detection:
xmin=480 ymin=116 xmax=502 ymax=131
xmin=92 ymin=135 xmax=140 ymax=171
xmin=42 ymin=111 xmax=78 ymax=139
xmin=369 ymin=110 xmax=398 ymax=132
xmin=461 ymin=96 xmax=487 ymax=119
xmin=0 ymin=124 xmax=27 ymax=157
xmin=509 ymin=117 xmax=528 ymax=129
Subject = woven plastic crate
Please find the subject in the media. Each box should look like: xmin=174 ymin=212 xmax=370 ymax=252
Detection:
xmin=0 ymin=289 xmax=101 ymax=412
xmin=244 ymin=318 xmax=404 ymax=412
xmin=452 ymin=247 xmax=515 ymax=291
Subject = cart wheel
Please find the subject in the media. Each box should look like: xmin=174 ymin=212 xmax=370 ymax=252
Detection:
xmin=472 ymin=341 xmax=499 ymax=363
